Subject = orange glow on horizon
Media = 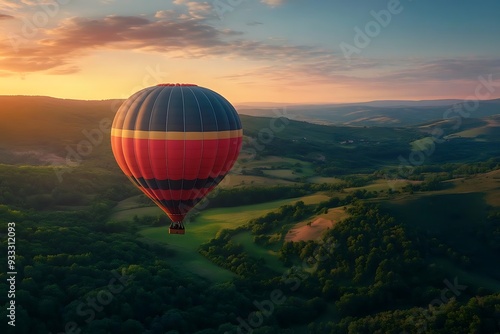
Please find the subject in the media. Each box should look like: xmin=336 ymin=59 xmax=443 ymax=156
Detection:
xmin=0 ymin=51 xmax=496 ymax=104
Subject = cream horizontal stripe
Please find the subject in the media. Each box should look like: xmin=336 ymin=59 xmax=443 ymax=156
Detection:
xmin=111 ymin=128 xmax=243 ymax=140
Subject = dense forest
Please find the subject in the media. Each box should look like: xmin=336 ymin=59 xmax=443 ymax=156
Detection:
xmin=1 ymin=196 xmax=500 ymax=333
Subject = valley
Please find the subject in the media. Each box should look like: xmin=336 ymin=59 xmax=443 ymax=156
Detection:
xmin=0 ymin=96 xmax=499 ymax=333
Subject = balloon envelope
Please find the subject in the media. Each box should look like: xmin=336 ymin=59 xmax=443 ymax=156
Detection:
xmin=111 ymin=84 xmax=243 ymax=228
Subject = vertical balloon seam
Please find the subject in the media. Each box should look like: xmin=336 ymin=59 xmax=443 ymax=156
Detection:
xmin=163 ymin=86 xmax=173 ymax=219
xmin=130 ymin=88 xmax=164 ymax=211
xmin=151 ymin=86 xmax=173 ymax=218
xmin=146 ymin=87 xmax=163 ymax=211
xmin=134 ymin=88 xmax=155 ymax=200
xmin=213 ymin=90 xmax=231 ymax=184
xmin=119 ymin=88 xmax=147 ymax=184
xmin=178 ymin=86 xmax=186 ymax=211
xmin=188 ymin=87 xmax=208 ymax=194
xmin=202 ymin=89 xmax=221 ymax=191
xmin=139 ymin=88 xmax=165 ymax=210
xmin=194 ymin=89 xmax=213 ymax=191
xmin=189 ymin=86 xmax=205 ymax=209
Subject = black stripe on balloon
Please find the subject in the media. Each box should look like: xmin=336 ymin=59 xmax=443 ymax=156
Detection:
xmin=134 ymin=175 xmax=226 ymax=190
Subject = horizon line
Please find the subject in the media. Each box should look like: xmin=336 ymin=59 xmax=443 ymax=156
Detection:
xmin=1 ymin=94 xmax=500 ymax=106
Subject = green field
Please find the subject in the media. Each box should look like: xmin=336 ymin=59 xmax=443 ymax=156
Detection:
xmin=445 ymin=119 xmax=500 ymax=140
xmin=308 ymin=176 xmax=344 ymax=184
xmin=135 ymin=193 xmax=330 ymax=281
xmin=242 ymin=155 xmax=316 ymax=181
xmin=112 ymin=206 xmax=164 ymax=221
xmin=345 ymin=179 xmax=421 ymax=192
xmin=411 ymin=137 xmax=436 ymax=151
xmin=447 ymin=127 xmax=497 ymax=139
xmin=140 ymin=224 xmax=236 ymax=282
xmin=113 ymin=195 xmax=145 ymax=211
xmin=218 ymin=173 xmax=297 ymax=187
xmin=242 ymin=156 xmax=307 ymax=168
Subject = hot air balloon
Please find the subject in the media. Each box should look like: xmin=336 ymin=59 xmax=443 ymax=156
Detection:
xmin=111 ymin=84 xmax=243 ymax=234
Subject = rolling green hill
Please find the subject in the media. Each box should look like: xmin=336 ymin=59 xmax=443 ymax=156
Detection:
xmin=0 ymin=96 xmax=119 ymax=148
xmin=1 ymin=96 xmax=498 ymax=172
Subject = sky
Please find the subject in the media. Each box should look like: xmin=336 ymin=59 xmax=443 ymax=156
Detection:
xmin=1 ymin=0 xmax=500 ymax=104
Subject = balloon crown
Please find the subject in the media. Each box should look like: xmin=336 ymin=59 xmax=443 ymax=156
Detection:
xmin=157 ymin=83 xmax=198 ymax=87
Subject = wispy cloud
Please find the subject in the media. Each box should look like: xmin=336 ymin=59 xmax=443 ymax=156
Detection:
xmin=0 ymin=0 xmax=59 ymax=12
xmin=247 ymin=21 xmax=263 ymax=26
xmin=0 ymin=13 xmax=14 ymax=20
xmin=378 ymin=58 xmax=500 ymax=82
xmin=261 ymin=0 xmax=285 ymax=7
xmin=0 ymin=12 xmax=332 ymax=75
xmin=0 ymin=2 xmax=22 ymax=12
xmin=220 ymin=56 xmax=500 ymax=98
xmin=173 ymin=0 xmax=215 ymax=19
xmin=20 ymin=0 xmax=58 ymax=5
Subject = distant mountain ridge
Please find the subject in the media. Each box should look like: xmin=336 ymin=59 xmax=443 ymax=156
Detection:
xmin=236 ymin=98 xmax=466 ymax=109
xmin=1 ymin=95 xmax=499 ymax=130
xmin=237 ymin=98 xmax=500 ymax=127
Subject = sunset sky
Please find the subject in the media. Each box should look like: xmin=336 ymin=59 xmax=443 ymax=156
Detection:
xmin=1 ymin=0 xmax=500 ymax=104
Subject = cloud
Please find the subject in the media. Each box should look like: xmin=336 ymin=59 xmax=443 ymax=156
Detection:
xmin=154 ymin=10 xmax=177 ymax=19
xmin=173 ymin=0 xmax=215 ymax=19
xmin=0 ymin=13 xmax=332 ymax=75
xmin=47 ymin=65 xmax=80 ymax=75
xmin=0 ymin=14 xmax=222 ymax=73
xmin=20 ymin=0 xmax=57 ymax=5
xmin=247 ymin=21 xmax=263 ymax=26
xmin=219 ymin=56 xmax=500 ymax=99
xmin=378 ymin=58 xmax=500 ymax=82
xmin=261 ymin=0 xmax=285 ymax=7
xmin=0 ymin=2 xmax=22 ymax=12
xmin=0 ymin=13 xmax=14 ymax=20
